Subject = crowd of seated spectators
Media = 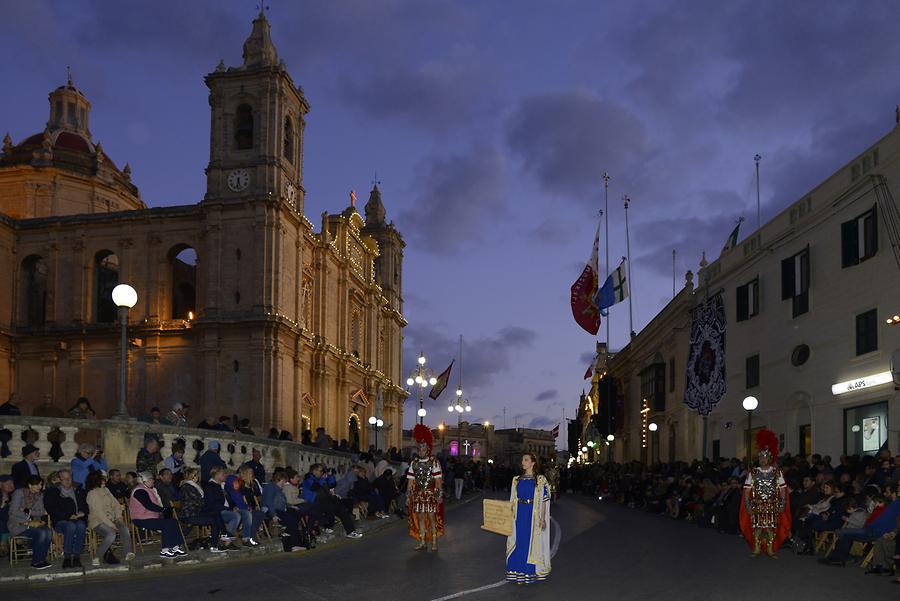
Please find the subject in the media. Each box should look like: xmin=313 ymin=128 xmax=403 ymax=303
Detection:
xmin=566 ymin=449 xmax=900 ymax=585
xmin=1 ymin=422 xmax=411 ymax=570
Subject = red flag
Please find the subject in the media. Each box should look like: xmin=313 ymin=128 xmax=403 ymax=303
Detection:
xmin=428 ymin=361 xmax=454 ymax=400
xmin=570 ymin=221 xmax=601 ymax=335
xmin=584 ymin=366 xmax=592 ymax=379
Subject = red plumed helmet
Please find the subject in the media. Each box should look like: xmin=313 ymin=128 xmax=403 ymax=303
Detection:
xmin=756 ymin=428 xmax=779 ymax=463
xmin=413 ymin=424 xmax=433 ymax=454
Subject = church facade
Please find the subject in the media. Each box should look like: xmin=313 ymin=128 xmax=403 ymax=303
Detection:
xmin=0 ymin=12 xmax=408 ymax=449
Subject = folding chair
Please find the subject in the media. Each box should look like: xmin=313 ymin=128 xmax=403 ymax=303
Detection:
xmin=9 ymin=535 xmax=33 ymax=565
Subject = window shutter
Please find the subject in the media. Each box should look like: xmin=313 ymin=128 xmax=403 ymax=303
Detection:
xmin=750 ymin=279 xmax=759 ymax=316
xmin=781 ymin=257 xmax=793 ymax=300
xmin=736 ymin=284 xmax=749 ymax=321
xmin=841 ymin=219 xmax=858 ymax=267
xmin=863 ymin=207 xmax=878 ymax=260
xmin=799 ymin=249 xmax=810 ymax=294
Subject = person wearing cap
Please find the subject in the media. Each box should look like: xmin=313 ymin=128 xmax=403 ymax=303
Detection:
xmin=12 ymin=444 xmax=41 ymax=489
xmin=199 ymin=440 xmax=227 ymax=483
xmin=164 ymin=403 xmax=189 ymax=427
xmin=70 ymin=443 xmax=108 ymax=487
xmin=128 ymin=472 xmax=186 ymax=558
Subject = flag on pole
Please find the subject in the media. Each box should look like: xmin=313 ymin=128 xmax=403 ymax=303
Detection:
xmin=720 ymin=217 xmax=744 ymax=254
xmin=570 ymin=221 xmax=601 ymax=335
xmin=551 ymin=424 xmax=560 ymax=439
xmin=595 ymin=258 xmax=629 ymax=312
xmin=584 ymin=366 xmax=592 ymax=379
xmin=428 ymin=360 xmax=454 ymax=400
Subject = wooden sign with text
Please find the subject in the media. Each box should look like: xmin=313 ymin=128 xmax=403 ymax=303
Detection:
xmin=481 ymin=499 xmax=512 ymax=536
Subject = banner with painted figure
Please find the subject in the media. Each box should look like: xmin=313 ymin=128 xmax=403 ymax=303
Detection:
xmin=683 ymin=293 xmax=726 ymax=416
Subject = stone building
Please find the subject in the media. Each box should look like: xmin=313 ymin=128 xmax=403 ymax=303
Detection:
xmin=0 ymin=12 xmax=407 ymax=448
xmin=582 ymin=116 xmax=900 ymax=464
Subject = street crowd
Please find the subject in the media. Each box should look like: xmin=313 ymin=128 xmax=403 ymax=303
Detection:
xmin=566 ymin=449 xmax=900 ymax=587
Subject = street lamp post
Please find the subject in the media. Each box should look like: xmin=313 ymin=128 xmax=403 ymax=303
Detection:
xmin=742 ymin=396 xmax=759 ymax=471
xmin=368 ymin=415 xmax=384 ymax=450
xmin=648 ymin=422 xmax=658 ymax=464
xmin=406 ymin=352 xmax=437 ymax=425
xmin=606 ymin=434 xmax=615 ymax=463
xmin=111 ymin=284 xmax=138 ymax=419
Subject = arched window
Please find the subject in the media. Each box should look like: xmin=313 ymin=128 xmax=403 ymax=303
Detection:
xmin=22 ymin=255 xmax=48 ymax=327
xmin=170 ymin=246 xmax=197 ymax=319
xmin=283 ymin=117 xmax=294 ymax=163
xmin=235 ymin=104 xmax=253 ymax=150
xmin=94 ymin=251 xmax=119 ymax=323
xmin=302 ymin=280 xmax=312 ymax=329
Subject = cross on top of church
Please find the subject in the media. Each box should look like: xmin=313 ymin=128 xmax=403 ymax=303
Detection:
xmin=256 ymin=3 xmax=270 ymax=14
xmin=372 ymin=172 xmax=381 ymax=187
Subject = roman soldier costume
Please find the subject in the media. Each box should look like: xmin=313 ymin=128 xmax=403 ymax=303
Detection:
xmin=407 ymin=424 xmax=444 ymax=550
xmin=739 ymin=429 xmax=791 ymax=558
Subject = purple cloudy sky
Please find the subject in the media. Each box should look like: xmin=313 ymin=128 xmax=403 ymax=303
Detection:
xmin=3 ymin=1 xmax=900 ymax=434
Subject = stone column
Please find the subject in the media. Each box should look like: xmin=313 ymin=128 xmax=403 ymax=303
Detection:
xmin=2 ymin=423 xmax=25 ymax=459
xmin=31 ymin=425 xmax=52 ymax=463
xmin=58 ymin=425 xmax=80 ymax=461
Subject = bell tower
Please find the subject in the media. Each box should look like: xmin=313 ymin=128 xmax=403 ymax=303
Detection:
xmin=362 ymin=184 xmax=405 ymax=312
xmin=203 ymin=10 xmax=309 ymax=213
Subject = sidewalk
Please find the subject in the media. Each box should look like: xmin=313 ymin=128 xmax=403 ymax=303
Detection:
xmin=0 ymin=513 xmax=399 ymax=586
xmin=0 ymin=491 xmax=484 ymax=587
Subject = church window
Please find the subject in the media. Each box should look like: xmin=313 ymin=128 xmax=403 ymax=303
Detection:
xmin=350 ymin=311 xmax=361 ymax=358
xmin=170 ymin=246 xmax=197 ymax=320
xmin=94 ymin=251 xmax=119 ymax=323
xmin=235 ymin=104 xmax=254 ymax=150
xmin=284 ymin=117 xmax=294 ymax=163
xmin=22 ymin=255 xmax=48 ymax=327
xmin=67 ymin=102 xmax=77 ymax=127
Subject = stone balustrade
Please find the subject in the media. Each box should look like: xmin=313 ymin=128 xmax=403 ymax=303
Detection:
xmin=0 ymin=416 xmax=369 ymax=477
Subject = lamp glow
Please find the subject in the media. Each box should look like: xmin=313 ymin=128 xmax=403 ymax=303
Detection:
xmin=851 ymin=424 xmax=861 ymax=433
xmin=418 ymin=355 xmax=426 ymax=365
xmin=417 ymin=408 xmax=427 ymax=417
xmin=742 ymin=396 xmax=759 ymax=411
xmin=112 ymin=284 xmax=138 ymax=308
xmin=429 ymin=377 xmax=438 ymax=386
xmin=368 ymin=416 xmax=377 ymax=425
xmin=406 ymin=378 xmax=414 ymax=386
xmin=376 ymin=419 xmax=383 ymax=428
xmin=465 ymin=405 xmax=471 ymax=412
xmin=648 ymin=422 xmax=658 ymax=432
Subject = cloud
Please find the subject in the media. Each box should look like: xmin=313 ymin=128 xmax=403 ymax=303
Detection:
xmin=398 ymin=145 xmax=507 ymax=254
xmin=530 ymin=218 xmax=571 ymax=244
xmin=508 ymin=413 xmax=558 ymax=430
xmin=402 ymin=324 xmax=537 ymax=390
xmin=335 ymin=52 xmax=489 ymax=135
xmin=534 ymin=389 xmax=558 ymax=402
xmin=505 ymin=91 xmax=651 ymax=200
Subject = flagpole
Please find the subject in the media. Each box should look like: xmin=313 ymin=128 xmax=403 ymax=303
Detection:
xmin=623 ymin=195 xmax=634 ymax=338
xmin=754 ymin=154 xmax=762 ymax=230
xmin=602 ymin=173 xmax=612 ymax=443
xmin=672 ymin=249 xmax=676 ymax=298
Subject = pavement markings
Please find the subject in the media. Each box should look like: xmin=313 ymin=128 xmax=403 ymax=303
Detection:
xmin=428 ymin=515 xmax=562 ymax=601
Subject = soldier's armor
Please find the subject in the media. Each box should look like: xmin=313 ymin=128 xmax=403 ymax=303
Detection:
xmin=748 ymin=467 xmax=782 ymax=529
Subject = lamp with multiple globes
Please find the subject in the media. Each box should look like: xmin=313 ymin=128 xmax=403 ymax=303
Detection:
xmin=407 ymin=352 xmax=437 ymax=425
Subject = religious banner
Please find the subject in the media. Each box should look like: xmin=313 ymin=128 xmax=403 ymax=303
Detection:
xmin=683 ymin=293 xmax=727 ymax=416
xmin=481 ymin=499 xmax=513 ymax=536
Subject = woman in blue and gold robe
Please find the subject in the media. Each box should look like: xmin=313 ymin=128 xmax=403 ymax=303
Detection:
xmin=506 ymin=453 xmax=551 ymax=584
